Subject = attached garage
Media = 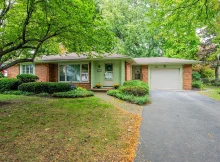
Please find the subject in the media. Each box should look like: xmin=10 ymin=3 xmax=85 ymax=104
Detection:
xmin=132 ymin=57 xmax=200 ymax=90
xmin=150 ymin=68 xmax=181 ymax=90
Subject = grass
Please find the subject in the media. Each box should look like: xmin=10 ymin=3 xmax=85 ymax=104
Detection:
xmin=199 ymin=86 xmax=220 ymax=101
xmin=0 ymin=94 xmax=141 ymax=161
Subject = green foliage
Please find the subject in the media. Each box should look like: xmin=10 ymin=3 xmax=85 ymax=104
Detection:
xmin=123 ymin=80 xmax=149 ymax=89
xmin=107 ymin=80 xmax=150 ymax=105
xmin=211 ymin=80 xmax=220 ymax=87
xmin=143 ymin=0 xmax=219 ymax=59
xmin=120 ymin=86 xmax=148 ymax=96
xmin=0 ymin=78 xmax=22 ymax=92
xmin=192 ymin=81 xmax=204 ymax=90
xmin=52 ymin=87 xmax=94 ymax=98
xmin=97 ymin=0 xmax=163 ymax=57
xmin=200 ymin=68 xmax=215 ymax=79
xmin=107 ymin=90 xmax=149 ymax=105
xmin=2 ymin=90 xmax=23 ymax=95
xmin=121 ymin=80 xmax=149 ymax=96
xmin=18 ymin=82 xmax=71 ymax=94
xmin=0 ymin=72 xmax=4 ymax=78
xmin=0 ymin=0 xmax=114 ymax=71
xmin=192 ymin=71 xmax=201 ymax=81
xmin=17 ymin=74 xmax=39 ymax=83
xmin=1 ymin=90 xmax=34 ymax=96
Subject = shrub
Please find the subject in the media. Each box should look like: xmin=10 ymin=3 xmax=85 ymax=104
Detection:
xmin=200 ymin=67 xmax=215 ymax=79
xmin=192 ymin=71 xmax=201 ymax=81
xmin=201 ymin=78 xmax=211 ymax=85
xmin=192 ymin=81 xmax=204 ymax=89
xmin=107 ymin=90 xmax=149 ymax=105
xmin=18 ymin=82 xmax=71 ymax=94
xmin=211 ymin=80 xmax=220 ymax=87
xmin=123 ymin=80 xmax=149 ymax=88
xmin=17 ymin=74 xmax=39 ymax=83
xmin=52 ymin=87 xmax=94 ymax=98
xmin=0 ymin=72 xmax=4 ymax=78
xmin=107 ymin=80 xmax=150 ymax=105
xmin=2 ymin=90 xmax=23 ymax=95
xmin=121 ymin=80 xmax=149 ymax=95
xmin=120 ymin=86 xmax=148 ymax=96
xmin=0 ymin=78 xmax=22 ymax=92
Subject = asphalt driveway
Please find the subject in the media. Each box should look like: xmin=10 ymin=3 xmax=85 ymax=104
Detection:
xmin=135 ymin=90 xmax=220 ymax=162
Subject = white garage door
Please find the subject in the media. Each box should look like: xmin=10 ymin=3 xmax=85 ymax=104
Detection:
xmin=150 ymin=68 xmax=181 ymax=90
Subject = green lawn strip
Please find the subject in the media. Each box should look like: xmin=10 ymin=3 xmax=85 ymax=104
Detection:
xmin=199 ymin=86 xmax=220 ymax=101
xmin=0 ymin=95 xmax=139 ymax=161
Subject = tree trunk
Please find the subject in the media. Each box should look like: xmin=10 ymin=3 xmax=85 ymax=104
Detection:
xmin=215 ymin=61 xmax=219 ymax=82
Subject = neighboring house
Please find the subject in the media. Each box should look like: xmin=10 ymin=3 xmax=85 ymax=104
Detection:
xmin=7 ymin=53 xmax=200 ymax=90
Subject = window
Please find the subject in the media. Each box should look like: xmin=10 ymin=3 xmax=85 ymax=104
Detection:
xmin=59 ymin=64 xmax=89 ymax=82
xmin=20 ymin=64 xmax=34 ymax=74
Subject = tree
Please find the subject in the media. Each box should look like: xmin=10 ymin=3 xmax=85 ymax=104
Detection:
xmin=0 ymin=0 xmax=114 ymax=71
xmin=96 ymin=0 xmax=163 ymax=57
xmin=147 ymin=0 xmax=220 ymax=59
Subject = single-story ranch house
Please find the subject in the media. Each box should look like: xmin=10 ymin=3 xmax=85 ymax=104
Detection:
xmin=7 ymin=53 xmax=200 ymax=90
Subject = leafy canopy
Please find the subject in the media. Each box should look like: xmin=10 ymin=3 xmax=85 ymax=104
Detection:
xmin=97 ymin=0 xmax=163 ymax=57
xmin=150 ymin=0 xmax=220 ymax=59
xmin=0 ymin=0 xmax=114 ymax=71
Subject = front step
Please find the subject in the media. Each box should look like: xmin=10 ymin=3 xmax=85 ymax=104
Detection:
xmin=90 ymin=88 xmax=113 ymax=92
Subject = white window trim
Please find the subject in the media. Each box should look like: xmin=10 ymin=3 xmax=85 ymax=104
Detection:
xmin=58 ymin=63 xmax=89 ymax=83
xmin=20 ymin=63 xmax=35 ymax=74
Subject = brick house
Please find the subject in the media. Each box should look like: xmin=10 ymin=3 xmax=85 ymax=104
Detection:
xmin=7 ymin=53 xmax=200 ymax=90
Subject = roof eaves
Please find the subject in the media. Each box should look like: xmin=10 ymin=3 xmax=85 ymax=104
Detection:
xmin=133 ymin=60 xmax=201 ymax=65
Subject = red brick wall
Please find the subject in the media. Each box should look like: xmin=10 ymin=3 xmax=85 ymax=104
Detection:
xmin=183 ymin=64 xmax=192 ymax=90
xmin=7 ymin=65 xmax=19 ymax=78
xmin=125 ymin=62 xmax=131 ymax=81
xmin=35 ymin=63 xmax=49 ymax=82
xmin=141 ymin=65 xmax=148 ymax=83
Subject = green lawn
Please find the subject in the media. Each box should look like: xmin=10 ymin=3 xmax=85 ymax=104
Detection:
xmin=199 ymin=86 xmax=220 ymax=101
xmin=0 ymin=95 xmax=140 ymax=161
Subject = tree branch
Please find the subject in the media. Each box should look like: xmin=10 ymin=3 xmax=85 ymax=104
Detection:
xmin=0 ymin=0 xmax=13 ymax=22
xmin=0 ymin=58 xmax=33 ymax=71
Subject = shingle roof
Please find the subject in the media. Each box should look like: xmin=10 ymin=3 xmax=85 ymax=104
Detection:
xmin=35 ymin=53 xmax=200 ymax=65
xmin=133 ymin=57 xmax=200 ymax=65
xmin=36 ymin=53 xmax=130 ymax=62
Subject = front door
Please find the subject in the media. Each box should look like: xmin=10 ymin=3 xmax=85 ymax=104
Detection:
xmin=104 ymin=64 xmax=113 ymax=87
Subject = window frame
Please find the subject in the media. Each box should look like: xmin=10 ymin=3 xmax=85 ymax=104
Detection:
xmin=58 ymin=63 xmax=89 ymax=83
xmin=20 ymin=64 xmax=35 ymax=75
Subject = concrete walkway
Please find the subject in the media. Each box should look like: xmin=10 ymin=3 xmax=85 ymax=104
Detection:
xmin=94 ymin=92 xmax=143 ymax=116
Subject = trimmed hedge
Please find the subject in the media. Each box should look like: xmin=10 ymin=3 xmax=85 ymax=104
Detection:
xmin=17 ymin=74 xmax=39 ymax=83
xmin=18 ymin=82 xmax=71 ymax=94
xmin=0 ymin=78 xmax=22 ymax=92
xmin=52 ymin=87 xmax=94 ymax=98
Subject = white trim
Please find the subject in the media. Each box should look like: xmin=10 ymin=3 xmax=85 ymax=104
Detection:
xmin=58 ymin=62 xmax=90 ymax=83
xmin=19 ymin=63 xmax=35 ymax=74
